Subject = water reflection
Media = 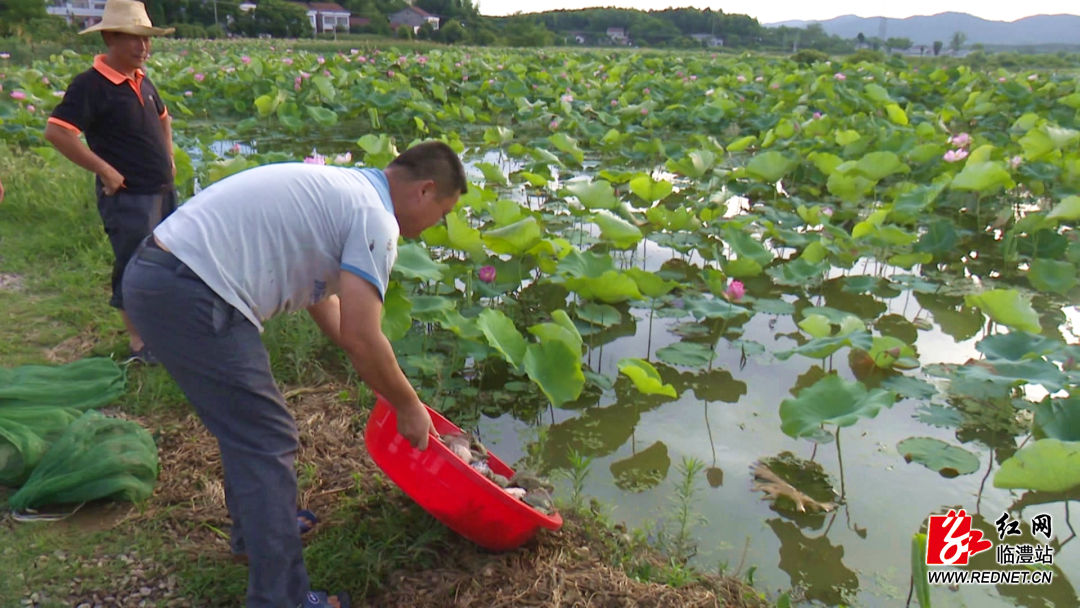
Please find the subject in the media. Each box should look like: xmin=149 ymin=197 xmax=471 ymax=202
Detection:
xmin=768 ymin=518 xmax=860 ymax=606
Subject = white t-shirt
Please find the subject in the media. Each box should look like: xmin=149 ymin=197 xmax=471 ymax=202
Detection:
xmin=153 ymin=162 xmax=399 ymax=332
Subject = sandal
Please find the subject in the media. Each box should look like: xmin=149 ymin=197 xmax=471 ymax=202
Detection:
xmin=304 ymin=591 xmax=351 ymax=608
xmin=297 ymin=509 xmax=318 ymax=534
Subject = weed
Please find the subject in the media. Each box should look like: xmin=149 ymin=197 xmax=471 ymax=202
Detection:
xmin=560 ymin=447 xmax=593 ymax=512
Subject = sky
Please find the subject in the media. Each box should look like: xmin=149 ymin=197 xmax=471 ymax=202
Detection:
xmin=474 ymin=0 xmax=1080 ymax=24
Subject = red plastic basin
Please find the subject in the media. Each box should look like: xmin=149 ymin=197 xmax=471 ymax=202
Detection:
xmin=363 ymin=395 xmax=563 ymax=552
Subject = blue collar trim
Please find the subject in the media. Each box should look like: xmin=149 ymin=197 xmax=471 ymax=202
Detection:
xmin=357 ymin=168 xmax=394 ymax=215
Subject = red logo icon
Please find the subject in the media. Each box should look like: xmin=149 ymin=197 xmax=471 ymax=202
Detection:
xmin=927 ymin=509 xmax=994 ymax=565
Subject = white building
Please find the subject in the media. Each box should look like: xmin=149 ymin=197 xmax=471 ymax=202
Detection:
xmin=45 ymin=0 xmax=107 ymax=28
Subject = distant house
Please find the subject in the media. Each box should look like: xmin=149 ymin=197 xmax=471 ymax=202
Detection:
xmin=690 ymin=34 xmax=723 ymax=47
xmin=389 ymin=6 xmax=440 ymax=33
xmin=606 ymin=27 xmax=626 ymax=41
xmin=45 ymin=0 xmax=107 ymax=28
xmin=306 ymin=2 xmax=350 ymax=33
xmin=349 ymin=16 xmax=371 ymax=30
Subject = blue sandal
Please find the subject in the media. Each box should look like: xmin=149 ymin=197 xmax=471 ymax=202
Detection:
xmin=297 ymin=509 xmax=318 ymax=535
xmin=304 ymin=591 xmax=351 ymax=608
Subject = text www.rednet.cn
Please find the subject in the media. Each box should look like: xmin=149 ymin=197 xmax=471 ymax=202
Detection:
xmin=928 ymin=570 xmax=1054 ymax=585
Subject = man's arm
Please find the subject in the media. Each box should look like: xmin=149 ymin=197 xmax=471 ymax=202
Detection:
xmin=336 ymin=270 xmax=436 ymax=449
xmin=43 ymin=123 xmax=125 ymax=194
xmin=307 ymin=295 xmax=343 ymax=348
xmin=160 ymin=111 xmax=175 ymax=177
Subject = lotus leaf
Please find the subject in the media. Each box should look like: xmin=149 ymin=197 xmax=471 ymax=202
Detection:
xmin=779 ymin=375 xmax=897 ymax=439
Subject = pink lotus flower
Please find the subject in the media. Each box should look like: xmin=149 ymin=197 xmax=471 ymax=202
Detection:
xmin=194 ymin=73 xmax=205 ymax=82
xmin=943 ymin=149 xmax=969 ymax=163
xmin=770 ymin=83 xmax=779 ymax=89
xmin=562 ymin=94 xmax=573 ymax=102
xmin=184 ymin=90 xmax=193 ymax=97
xmin=643 ymin=87 xmax=650 ymax=95
xmin=488 ymin=79 xmax=495 ymax=85
xmin=463 ymin=75 xmax=469 ymax=81
xmin=1028 ymin=74 xmax=1038 ymax=81
xmin=611 ymin=99 xmax=618 ymax=106
xmin=324 ymin=70 xmax=331 ymax=77
xmin=283 ymin=58 xmax=293 ymax=65
xmin=317 ymin=56 xmax=325 ymax=64
xmin=41 ymin=77 xmax=49 ymax=84
xmin=949 ymin=132 xmax=971 ymax=147
xmin=334 ymin=152 xmax=352 ymax=164
xmin=10 ymin=91 xmax=25 ymax=100
xmin=0 ymin=53 xmax=10 ymax=59
xmin=1010 ymin=155 xmax=1023 ymax=169
xmin=225 ymin=67 xmax=235 ymax=73
xmin=999 ymin=77 xmax=1007 ymax=82
xmin=455 ymin=62 xmax=462 ymax=68
xmin=478 ymin=265 xmax=497 ymax=284
xmin=677 ymin=71 xmax=683 ymax=77
xmin=26 ymin=104 xmax=34 ymax=113
xmin=300 ymin=71 xmax=311 ymax=80
xmin=834 ymin=73 xmax=846 ymax=81
xmin=241 ymin=55 xmax=251 ymax=64
xmin=822 ymin=207 xmax=834 ymax=217
xmin=550 ymin=120 xmax=558 ymax=129
xmin=724 ymin=280 xmax=745 ymax=301
xmin=187 ymin=66 xmax=195 ymax=73
xmin=231 ymin=143 xmax=241 ymax=154
xmin=387 ymin=70 xmax=395 ymax=78
xmin=359 ymin=56 xmax=367 ymax=63
xmin=755 ymin=76 xmax=764 ymax=82
xmin=813 ymin=112 xmax=822 ymax=119
xmin=690 ymin=75 xmax=697 ymax=81
xmin=497 ymin=64 xmax=503 ymax=69
xmin=641 ymin=107 xmax=649 ymax=116
xmin=351 ymin=49 xmax=359 ymax=55
xmin=417 ymin=56 xmax=428 ymax=64
xmin=736 ymin=75 xmax=746 ymax=82
xmin=304 ymin=150 xmax=326 ymax=164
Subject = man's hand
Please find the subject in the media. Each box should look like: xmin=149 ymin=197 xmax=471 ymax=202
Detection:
xmin=397 ymin=400 xmax=437 ymax=450
xmin=171 ymin=156 xmax=177 ymax=178
xmin=99 ymin=164 xmax=125 ymax=195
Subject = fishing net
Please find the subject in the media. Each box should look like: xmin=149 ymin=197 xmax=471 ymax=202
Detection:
xmin=7 ymin=410 xmax=159 ymax=512
xmin=0 ymin=357 xmax=126 ymax=411
xmin=0 ymin=406 xmax=82 ymax=486
xmin=0 ymin=357 xmax=128 ymax=490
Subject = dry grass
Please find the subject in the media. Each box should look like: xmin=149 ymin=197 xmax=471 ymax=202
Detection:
xmin=87 ymin=386 xmax=765 ymax=608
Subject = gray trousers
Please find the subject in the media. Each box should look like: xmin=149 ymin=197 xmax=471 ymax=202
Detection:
xmin=122 ymin=237 xmax=310 ymax=607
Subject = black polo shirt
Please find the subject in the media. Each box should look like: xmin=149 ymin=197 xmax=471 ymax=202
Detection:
xmin=48 ymin=55 xmax=173 ymax=195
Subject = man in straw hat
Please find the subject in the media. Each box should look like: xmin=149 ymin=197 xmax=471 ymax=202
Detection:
xmin=44 ymin=0 xmax=177 ymax=365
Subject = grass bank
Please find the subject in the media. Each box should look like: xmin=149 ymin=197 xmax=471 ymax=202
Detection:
xmin=0 ymin=145 xmax=779 ymax=607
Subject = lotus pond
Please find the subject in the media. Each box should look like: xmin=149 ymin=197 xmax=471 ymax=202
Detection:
xmin=4 ymin=43 xmax=1080 ymax=607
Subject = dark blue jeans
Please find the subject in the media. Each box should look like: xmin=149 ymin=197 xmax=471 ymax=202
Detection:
xmin=96 ymin=186 xmax=178 ymax=310
xmin=122 ymin=237 xmax=309 ymax=607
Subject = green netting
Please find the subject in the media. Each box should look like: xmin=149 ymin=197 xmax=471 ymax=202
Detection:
xmin=0 ymin=406 xmax=82 ymax=486
xmin=8 ymin=410 xmax=159 ymax=512
xmin=0 ymin=357 xmax=127 ymax=411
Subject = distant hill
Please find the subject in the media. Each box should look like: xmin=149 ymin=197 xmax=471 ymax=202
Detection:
xmin=765 ymin=12 xmax=1080 ymax=47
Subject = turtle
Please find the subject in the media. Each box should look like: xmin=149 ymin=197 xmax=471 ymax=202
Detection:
xmin=440 ymin=432 xmax=475 ymax=463
xmin=508 ymin=471 xmax=554 ymax=493
xmin=522 ymin=488 xmax=555 ymax=515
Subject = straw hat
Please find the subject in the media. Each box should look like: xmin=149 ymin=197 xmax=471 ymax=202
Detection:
xmin=79 ymin=0 xmax=175 ymax=36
